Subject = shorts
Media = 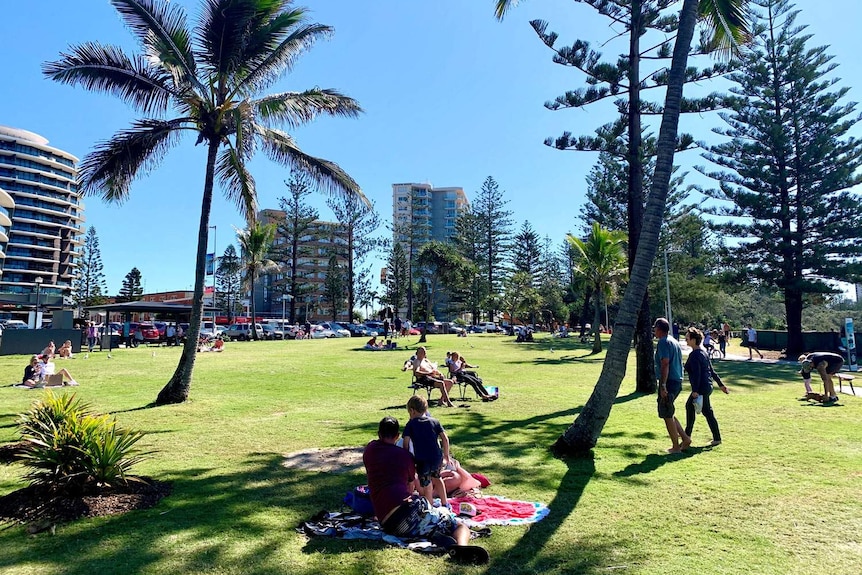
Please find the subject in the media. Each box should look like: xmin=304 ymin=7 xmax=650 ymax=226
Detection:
xmin=416 ymin=455 xmax=443 ymax=487
xmin=657 ymin=381 xmax=682 ymax=419
xmin=381 ymin=495 xmax=459 ymax=539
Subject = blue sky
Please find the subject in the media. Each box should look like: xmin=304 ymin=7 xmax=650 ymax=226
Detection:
xmin=1 ymin=0 xmax=859 ymax=296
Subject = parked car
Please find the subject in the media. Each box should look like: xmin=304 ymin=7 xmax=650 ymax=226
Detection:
xmin=467 ymin=325 xmax=486 ymax=334
xmin=136 ymin=323 xmax=161 ymax=343
xmin=309 ymin=325 xmax=337 ymax=339
xmin=223 ymin=323 xmax=265 ymax=341
xmin=345 ymin=323 xmax=370 ymax=337
xmin=261 ymin=324 xmax=284 ymax=340
xmin=441 ymin=322 xmax=465 ymax=335
xmin=284 ymin=324 xmax=303 ymax=339
xmin=416 ymin=321 xmax=442 ymax=334
xmin=200 ymin=321 xmax=224 ymax=338
xmin=3 ymin=320 xmax=29 ymax=330
xmin=318 ymin=322 xmax=351 ymax=338
xmin=478 ymin=322 xmax=499 ymax=333
xmin=364 ymin=321 xmax=384 ymax=333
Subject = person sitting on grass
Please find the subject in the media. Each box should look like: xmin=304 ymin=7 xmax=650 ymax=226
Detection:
xmin=40 ymin=341 xmax=56 ymax=359
xmin=402 ymin=395 xmax=450 ymax=510
xmin=365 ymin=336 xmax=383 ymax=349
xmin=57 ymin=340 xmax=73 ymax=359
xmin=363 ymin=415 xmax=489 ymax=565
xmin=21 ymin=355 xmax=79 ymax=387
xmin=210 ymin=336 xmax=225 ymax=352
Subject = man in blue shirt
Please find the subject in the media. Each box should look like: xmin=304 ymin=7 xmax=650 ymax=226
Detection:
xmin=654 ymin=318 xmax=691 ymax=453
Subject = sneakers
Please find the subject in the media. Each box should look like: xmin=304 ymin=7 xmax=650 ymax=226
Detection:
xmin=449 ymin=545 xmax=489 ymax=565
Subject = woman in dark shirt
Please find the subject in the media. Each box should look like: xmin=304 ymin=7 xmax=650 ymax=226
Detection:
xmin=684 ymin=328 xmax=728 ymax=447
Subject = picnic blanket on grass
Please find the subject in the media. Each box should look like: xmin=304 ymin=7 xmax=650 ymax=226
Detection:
xmin=449 ymin=495 xmax=550 ymax=527
xmin=297 ymin=496 xmax=548 ymax=554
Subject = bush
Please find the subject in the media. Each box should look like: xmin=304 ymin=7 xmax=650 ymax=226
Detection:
xmin=16 ymin=391 xmax=149 ymax=493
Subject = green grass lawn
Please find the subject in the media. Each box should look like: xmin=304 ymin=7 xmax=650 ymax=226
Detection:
xmin=0 ymin=334 xmax=859 ymax=575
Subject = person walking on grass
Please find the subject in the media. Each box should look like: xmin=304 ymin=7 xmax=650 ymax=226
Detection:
xmin=363 ymin=416 xmax=489 ymax=564
xmin=654 ymin=318 xmax=691 ymax=454
xmin=402 ymin=395 xmax=450 ymax=510
xmin=746 ymin=324 xmax=764 ymax=360
xmin=683 ymin=328 xmax=729 ymax=447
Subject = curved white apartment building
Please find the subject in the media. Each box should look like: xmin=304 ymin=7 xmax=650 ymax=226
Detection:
xmin=0 ymin=126 xmax=84 ymax=312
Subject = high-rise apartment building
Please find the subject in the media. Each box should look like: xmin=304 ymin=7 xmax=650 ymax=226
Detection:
xmin=391 ymin=183 xmax=470 ymax=320
xmin=258 ymin=209 xmax=348 ymax=322
xmin=0 ymin=126 xmax=84 ymax=316
xmin=391 ymin=182 xmax=469 ymax=251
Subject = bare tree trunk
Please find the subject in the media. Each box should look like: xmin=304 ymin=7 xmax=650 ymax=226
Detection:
xmin=552 ymin=0 xmax=699 ymax=457
xmin=156 ymin=139 xmax=219 ymax=404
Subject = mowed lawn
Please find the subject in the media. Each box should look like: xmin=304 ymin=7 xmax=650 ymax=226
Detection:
xmin=0 ymin=334 xmax=859 ymax=575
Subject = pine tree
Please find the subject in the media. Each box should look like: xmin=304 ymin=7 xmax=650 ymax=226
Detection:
xmin=327 ymin=194 xmax=381 ymax=320
xmin=323 ymin=252 xmax=347 ymax=321
xmin=511 ymin=221 xmax=542 ymax=282
xmin=117 ymin=267 xmax=143 ymax=302
xmin=698 ymin=0 xmax=862 ymax=355
xmin=73 ymin=226 xmax=107 ymax=315
xmin=276 ymin=173 xmax=320 ymax=323
xmin=384 ymin=241 xmax=409 ymax=315
xmin=453 ymin=211 xmax=486 ymax=324
xmin=216 ymin=244 xmax=243 ymax=323
xmin=472 ymin=176 xmax=513 ymax=321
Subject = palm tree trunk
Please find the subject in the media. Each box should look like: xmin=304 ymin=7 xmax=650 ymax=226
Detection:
xmin=552 ymin=0 xmax=700 ymax=457
xmin=250 ymin=270 xmax=258 ymax=340
xmin=592 ymin=289 xmax=603 ymax=354
xmin=156 ymin=139 xmax=219 ymax=405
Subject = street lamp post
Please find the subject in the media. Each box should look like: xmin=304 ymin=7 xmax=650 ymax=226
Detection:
xmin=33 ymin=276 xmax=43 ymax=329
xmin=281 ymin=294 xmax=292 ymax=331
xmin=663 ymin=248 xmax=673 ymax=328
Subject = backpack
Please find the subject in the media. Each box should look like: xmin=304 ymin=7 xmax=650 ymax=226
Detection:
xmin=343 ymin=484 xmax=375 ymax=516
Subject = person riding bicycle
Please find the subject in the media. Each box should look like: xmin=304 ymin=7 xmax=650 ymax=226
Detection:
xmin=703 ymin=330 xmax=715 ymax=357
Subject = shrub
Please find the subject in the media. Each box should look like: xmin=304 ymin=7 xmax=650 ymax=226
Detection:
xmin=16 ymin=391 xmax=149 ymax=493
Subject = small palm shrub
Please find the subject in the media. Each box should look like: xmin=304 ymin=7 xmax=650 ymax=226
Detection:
xmin=17 ymin=392 xmax=149 ymax=493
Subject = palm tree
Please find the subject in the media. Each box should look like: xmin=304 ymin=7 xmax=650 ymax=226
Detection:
xmin=44 ymin=0 xmax=364 ymax=404
xmin=236 ymin=222 xmax=278 ymax=341
xmin=567 ymin=224 xmax=627 ymax=354
xmin=495 ymin=0 xmax=749 ymax=455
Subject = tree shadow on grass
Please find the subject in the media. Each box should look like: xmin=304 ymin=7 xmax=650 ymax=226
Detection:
xmin=613 ymin=446 xmax=707 ymax=480
xmin=0 ymin=452 xmax=379 ymax=575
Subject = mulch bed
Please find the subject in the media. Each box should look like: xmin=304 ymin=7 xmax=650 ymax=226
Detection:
xmin=0 ymin=478 xmax=172 ymax=529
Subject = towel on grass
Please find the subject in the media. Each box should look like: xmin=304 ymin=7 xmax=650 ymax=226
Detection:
xmin=448 ymin=495 xmax=550 ymax=527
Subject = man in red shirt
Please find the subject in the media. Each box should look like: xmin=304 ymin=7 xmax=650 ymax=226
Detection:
xmin=363 ymin=416 xmax=488 ymax=564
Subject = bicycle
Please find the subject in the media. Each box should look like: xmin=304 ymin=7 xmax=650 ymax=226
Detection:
xmin=706 ymin=344 xmax=722 ymax=361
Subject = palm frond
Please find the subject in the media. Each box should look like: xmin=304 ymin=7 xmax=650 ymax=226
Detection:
xmin=236 ymin=21 xmax=333 ymax=95
xmin=258 ymin=127 xmax=367 ymax=205
xmin=698 ymin=0 xmax=751 ymax=59
xmin=196 ymin=0 xmax=290 ymax=84
xmin=254 ymin=89 xmax=362 ymax=129
xmin=79 ymin=118 xmax=188 ymax=202
xmin=110 ymin=0 xmax=200 ymax=89
xmin=215 ymin=146 xmax=257 ymax=222
xmin=495 ymin=0 xmax=524 ymax=21
xmin=42 ymin=43 xmax=176 ymax=114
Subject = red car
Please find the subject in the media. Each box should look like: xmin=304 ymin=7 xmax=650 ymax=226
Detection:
xmin=136 ymin=323 xmax=161 ymax=343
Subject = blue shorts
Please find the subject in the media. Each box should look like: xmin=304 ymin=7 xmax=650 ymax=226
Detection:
xmin=381 ymin=495 xmax=459 ymax=539
xmin=416 ymin=455 xmax=443 ymax=487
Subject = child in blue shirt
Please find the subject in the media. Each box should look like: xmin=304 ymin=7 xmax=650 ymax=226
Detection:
xmin=402 ymin=395 xmax=450 ymax=508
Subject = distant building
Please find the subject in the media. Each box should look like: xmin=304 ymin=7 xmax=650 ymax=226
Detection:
xmin=0 ymin=126 xmax=84 ymax=319
xmin=258 ymin=209 xmax=348 ymax=322
xmin=391 ymin=183 xmax=470 ymax=320
xmin=391 ymin=183 xmax=469 ymax=252
xmin=856 ymin=283 xmax=862 ymax=303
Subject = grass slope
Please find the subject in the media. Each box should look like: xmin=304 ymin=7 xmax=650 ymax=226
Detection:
xmin=0 ymin=334 xmax=859 ymax=575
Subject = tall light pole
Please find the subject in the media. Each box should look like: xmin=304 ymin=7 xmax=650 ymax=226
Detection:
xmin=33 ymin=276 xmax=43 ymax=329
xmin=664 ymin=248 xmax=673 ymax=328
xmin=209 ymin=225 xmax=217 ymax=324
xmin=281 ymin=294 xmax=292 ymax=330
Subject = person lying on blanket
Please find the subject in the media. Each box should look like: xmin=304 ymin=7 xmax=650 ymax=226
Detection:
xmin=363 ymin=416 xmax=489 ymax=564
